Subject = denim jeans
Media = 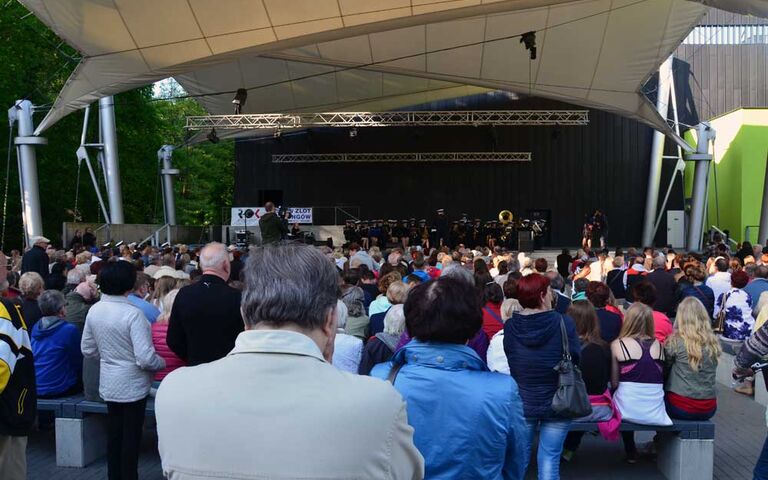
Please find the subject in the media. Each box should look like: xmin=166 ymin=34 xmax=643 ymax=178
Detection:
xmin=755 ymin=434 xmax=768 ymax=480
xmin=522 ymin=418 xmax=571 ymax=480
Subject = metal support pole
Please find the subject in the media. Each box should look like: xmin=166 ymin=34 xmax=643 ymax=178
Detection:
xmin=758 ymin=151 xmax=768 ymax=245
xmin=76 ymin=147 xmax=111 ymax=224
xmin=8 ymin=100 xmax=47 ymax=246
xmin=99 ymin=96 xmax=125 ymax=223
xmin=641 ymin=56 xmax=673 ymax=247
xmin=158 ymin=145 xmax=178 ymax=225
xmin=686 ymin=123 xmax=715 ymax=252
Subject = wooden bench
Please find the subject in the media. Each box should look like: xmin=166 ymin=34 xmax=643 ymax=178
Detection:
xmin=569 ymin=420 xmax=715 ymax=480
xmin=39 ymin=395 xmax=156 ymax=467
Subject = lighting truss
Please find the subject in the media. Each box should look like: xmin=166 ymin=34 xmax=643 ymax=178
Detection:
xmin=270 ymin=152 xmax=532 ymax=163
xmin=186 ymin=110 xmax=589 ymax=130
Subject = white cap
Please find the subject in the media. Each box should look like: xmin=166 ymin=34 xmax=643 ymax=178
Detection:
xmin=30 ymin=235 xmax=50 ymax=245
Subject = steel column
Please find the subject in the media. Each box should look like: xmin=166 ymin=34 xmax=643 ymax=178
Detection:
xmin=641 ymin=56 xmax=673 ymax=247
xmin=9 ymin=100 xmax=47 ymax=246
xmin=686 ymin=123 xmax=715 ymax=252
xmin=758 ymin=151 xmax=768 ymax=245
xmin=98 ymin=96 xmax=125 ymax=223
xmin=158 ymin=145 xmax=178 ymax=225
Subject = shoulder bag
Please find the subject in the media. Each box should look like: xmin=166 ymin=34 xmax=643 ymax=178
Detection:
xmin=551 ymin=317 xmax=593 ymax=418
xmin=714 ymin=291 xmax=732 ymax=334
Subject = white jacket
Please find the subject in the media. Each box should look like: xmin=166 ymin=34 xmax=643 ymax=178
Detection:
xmin=81 ymin=295 xmax=165 ymax=402
xmin=156 ymin=329 xmax=424 ymax=480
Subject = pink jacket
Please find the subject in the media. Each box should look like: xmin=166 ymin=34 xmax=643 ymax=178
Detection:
xmin=151 ymin=322 xmax=186 ymax=381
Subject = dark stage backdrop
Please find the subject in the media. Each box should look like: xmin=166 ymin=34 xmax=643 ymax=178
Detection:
xmin=234 ymin=99 xmax=680 ymax=247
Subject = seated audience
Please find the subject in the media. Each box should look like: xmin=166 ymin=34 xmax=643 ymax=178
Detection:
xmin=677 ymin=263 xmax=715 ymax=320
xmin=81 ymin=261 xmax=165 ymax=480
xmin=664 ymin=297 xmax=720 ymax=417
xmin=65 ymin=280 xmax=98 ymax=334
xmin=341 ymin=285 xmax=369 ymax=340
xmin=152 ymin=289 xmax=185 ymax=382
xmin=368 ymin=271 xmax=401 ymax=317
xmin=706 ymin=257 xmax=732 ymax=316
xmin=481 ymin=281 xmax=504 ymax=340
xmin=372 ymin=276 xmax=526 ymax=479
xmin=504 ymin=273 xmax=580 ymax=479
xmin=156 ymin=244 xmax=424 ymax=479
xmin=19 ymin=272 xmax=44 ymax=330
xmin=611 ymin=303 xmax=672 ymax=463
xmin=332 ymin=300 xmax=363 ymax=373
xmin=359 ymin=305 xmax=406 ymax=375
xmin=562 ymin=300 xmax=615 ymax=461
xmin=586 ymin=281 xmax=622 ymax=343
xmin=716 ymin=270 xmax=755 ymax=342
xmin=31 ymin=290 xmax=82 ymax=397
xmin=547 ymin=271 xmax=570 ymax=314
xmin=127 ymin=272 xmax=160 ymax=323
xmin=646 ymin=255 xmax=677 ymax=316
xmin=369 ymin=280 xmax=409 ymax=336
xmin=606 ymin=256 xmax=626 ymax=300
xmin=631 ymin=280 xmax=673 ymax=343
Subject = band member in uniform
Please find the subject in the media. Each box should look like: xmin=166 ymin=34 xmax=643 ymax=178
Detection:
xmin=343 ymin=220 xmax=357 ymax=246
xmin=359 ymin=221 xmax=370 ymax=250
xmin=394 ymin=220 xmax=409 ymax=249
xmin=369 ymin=221 xmax=381 ymax=247
xmin=419 ymin=219 xmax=430 ymax=250
xmin=472 ymin=219 xmax=483 ymax=248
xmin=433 ymin=209 xmax=449 ymax=248
xmin=408 ymin=219 xmax=420 ymax=247
xmin=378 ymin=220 xmax=390 ymax=247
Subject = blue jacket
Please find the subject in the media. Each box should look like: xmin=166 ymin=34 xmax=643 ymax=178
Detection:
xmin=504 ymin=310 xmax=580 ymax=419
xmin=372 ymin=341 xmax=527 ymax=480
xmin=127 ymin=294 xmax=160 ymax=323
xmin=31 ymin=316 xmax=82 ymax=397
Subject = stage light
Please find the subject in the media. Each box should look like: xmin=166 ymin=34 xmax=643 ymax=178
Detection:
xmin=520 ymin=31 xmax=537 ymax=60
xmin=349 ymin=128 xmax=357 ymax=138
xmin=207 ymin=127 xmax=220 ymax=144
xmin=232 ymin=88 xmax=247 ymax=114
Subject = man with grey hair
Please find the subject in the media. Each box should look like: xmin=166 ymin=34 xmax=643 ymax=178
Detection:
xmin=167 ymin=242 xmax=243 ymax=366
xmin=156 ymin=243 xmax=424 ymax=479
xmin=30 ymin=290 xmax=83 ymax=397
xmin=62 ymin=268 xmax=85 ymax=295
xmin=646 ymin=254 xmax=676 ymax=316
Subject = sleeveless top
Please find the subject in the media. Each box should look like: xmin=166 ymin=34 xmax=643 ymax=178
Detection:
xmin=617 ymin=339 xmax=663 ymax=384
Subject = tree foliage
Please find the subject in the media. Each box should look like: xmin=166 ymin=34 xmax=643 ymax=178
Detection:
xmin=0 ymin=3 xmax=233 ymax=250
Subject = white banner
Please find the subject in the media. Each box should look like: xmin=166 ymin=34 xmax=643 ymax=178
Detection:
xmin=230 ymin=207 xmax=313 ymax=226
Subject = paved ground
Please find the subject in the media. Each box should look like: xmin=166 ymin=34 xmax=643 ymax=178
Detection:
xmin=26 ymin=382 xmax=767 ymax=479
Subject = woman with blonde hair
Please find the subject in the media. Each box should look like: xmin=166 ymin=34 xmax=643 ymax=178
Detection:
xmin=19 ymin=271 xmax=45 ymax=329
xmin=611 ymin=303 xmax=671 ymax=462
xmin=664 ymin=297 xmax=720 ymax=420
xmin=151 ymin=289 xmax=185 ymax=382
xmin=150 ymin=276 xmax=177 ymax=308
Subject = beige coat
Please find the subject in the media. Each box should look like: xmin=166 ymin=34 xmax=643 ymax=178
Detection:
xmin=156 ymin=329 xmax=424 ymax=480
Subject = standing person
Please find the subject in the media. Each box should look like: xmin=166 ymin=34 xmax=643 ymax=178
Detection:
xmin=0 ymin=295 xmax=36 ymax=480
xmin=372 ymin=276 xmax=527 ymax=479
xmin=433 ymin=209 xmax=449 ymax=248
xmin=664 ymin=298 xmax=720 ymax=420
xmin=152 ymin=290 xmax=185 ymax=383
xmin=166 ymin=243 xmax=243 ymax=366
xmin=69 ymin=229 xmax=83 ymax=250
xmin=81 ymin=261 xmax=165 ymax=480
xmin=556 ymin=248 xmax=572 ymax=279
xmin=258 ymin=202 xmax=288 ymax=245
xmin=82 ymin=228 xmax=96 ymax=249
xmin=504 ymin=273 xmax=580 ymax=479
xmin=611 ymin=303 xmax=672 ymax=463
xmin=21 ymin=235 xmax=50 ymax=281
xmin=31 ymin=290 xmax=82 ymax=397
xmin=156 ymin=243 xmax=424 ymax=479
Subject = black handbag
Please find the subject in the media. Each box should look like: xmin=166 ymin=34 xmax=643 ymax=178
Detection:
xmin=551 ymin=317 xmax=593 ymax=418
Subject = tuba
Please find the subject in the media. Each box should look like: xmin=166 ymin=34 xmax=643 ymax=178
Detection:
xmin=498 ymin=210 xmax=513 ymax=225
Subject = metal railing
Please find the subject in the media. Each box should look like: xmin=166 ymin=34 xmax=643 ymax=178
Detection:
xmin=139 ymin=224 xmax=171 ymax=247
xmin=710 ymin=225 xmax=739 ymax=245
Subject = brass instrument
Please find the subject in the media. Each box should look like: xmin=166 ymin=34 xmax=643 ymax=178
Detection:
xmin=498 ymin=210 xmax=513 ymax=225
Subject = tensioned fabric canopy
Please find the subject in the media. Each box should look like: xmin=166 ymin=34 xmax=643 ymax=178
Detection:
xmin=19 ymin=0 xmax=768 ymax=136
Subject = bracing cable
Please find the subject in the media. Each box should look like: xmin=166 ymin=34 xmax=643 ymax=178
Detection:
xmin=1 ymin=125 xmax=13 ymax=251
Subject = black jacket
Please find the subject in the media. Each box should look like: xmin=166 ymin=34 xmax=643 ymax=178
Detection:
xmin=167 ymin=274 xmax=243 ymax=366
xmin=0 ymin=297 xmax=36 ymax=436
xmin=647 ymin=269 xmax=677 ymax=316
xmin=21 ymin=245 xmax=48 ymax=280
xmin=259 ymin=212 xmax=288 ymax=245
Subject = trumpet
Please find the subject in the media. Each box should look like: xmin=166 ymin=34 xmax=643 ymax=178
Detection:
xmin=498 ymin=210 xmax=513 ymax=225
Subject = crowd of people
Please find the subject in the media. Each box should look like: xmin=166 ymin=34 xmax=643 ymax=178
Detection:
xmin=2 ymin=230 xmax=768 ymax=479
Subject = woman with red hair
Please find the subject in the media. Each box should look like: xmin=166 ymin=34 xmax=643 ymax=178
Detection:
xmin=504 ymin=273 xmax=581 ymax=479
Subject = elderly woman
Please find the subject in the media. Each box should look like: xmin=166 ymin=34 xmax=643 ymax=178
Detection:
xmin=372 ymin=277 xmax=526 ymax=478
xmin=81 ymin=261 xmax=165 ymax=480
xmin=332 ymin=300 xmax=363 ymax=373
xmin=31 ymin=290 xmax=83 ymax=397
xmin=19 ymin=271 xmax=44 ymax=329
xmin=369 ymin=280 xmax=409 ymax=336
xmin=716 ymin=270 xmax=755 ymax=343
xmin=62 ymin=268 xmax=86 ymax=295
xmin=341 ymin=286 xmax=369 ymax=340
xmin=358 ymin=304 xmax=406 ymax=375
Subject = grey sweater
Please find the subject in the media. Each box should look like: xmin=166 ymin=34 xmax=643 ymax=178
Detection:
xmin=81 ymin=295 xmax=165 ymax=402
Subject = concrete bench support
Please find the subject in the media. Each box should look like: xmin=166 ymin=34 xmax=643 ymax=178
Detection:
xmin=55 ymin=416 xmax=108 ymax=467
xmin=657 ymin=433 xmax=714 ymax=480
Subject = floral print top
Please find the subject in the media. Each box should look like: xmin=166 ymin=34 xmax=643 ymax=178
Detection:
xmin=716 ymin=288 xmax=755 ymax=341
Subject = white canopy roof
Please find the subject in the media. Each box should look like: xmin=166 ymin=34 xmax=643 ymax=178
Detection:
xmin=19 ymin=0 xmax=768 ymax=135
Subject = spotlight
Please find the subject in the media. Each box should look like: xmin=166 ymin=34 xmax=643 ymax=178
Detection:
xmin=520 ymin=31 xmax=537 ymax=60
xmin=232 ymin=88 xmax=248 ymax=114
xmin=349 ymin=127 xmax=358 ymax=138
xmin=207 ymin=127 xmax=220 ymax=144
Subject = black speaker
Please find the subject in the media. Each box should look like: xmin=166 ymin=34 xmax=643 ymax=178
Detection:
xmin=258 ymin=190 xmax=283 ymax=206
